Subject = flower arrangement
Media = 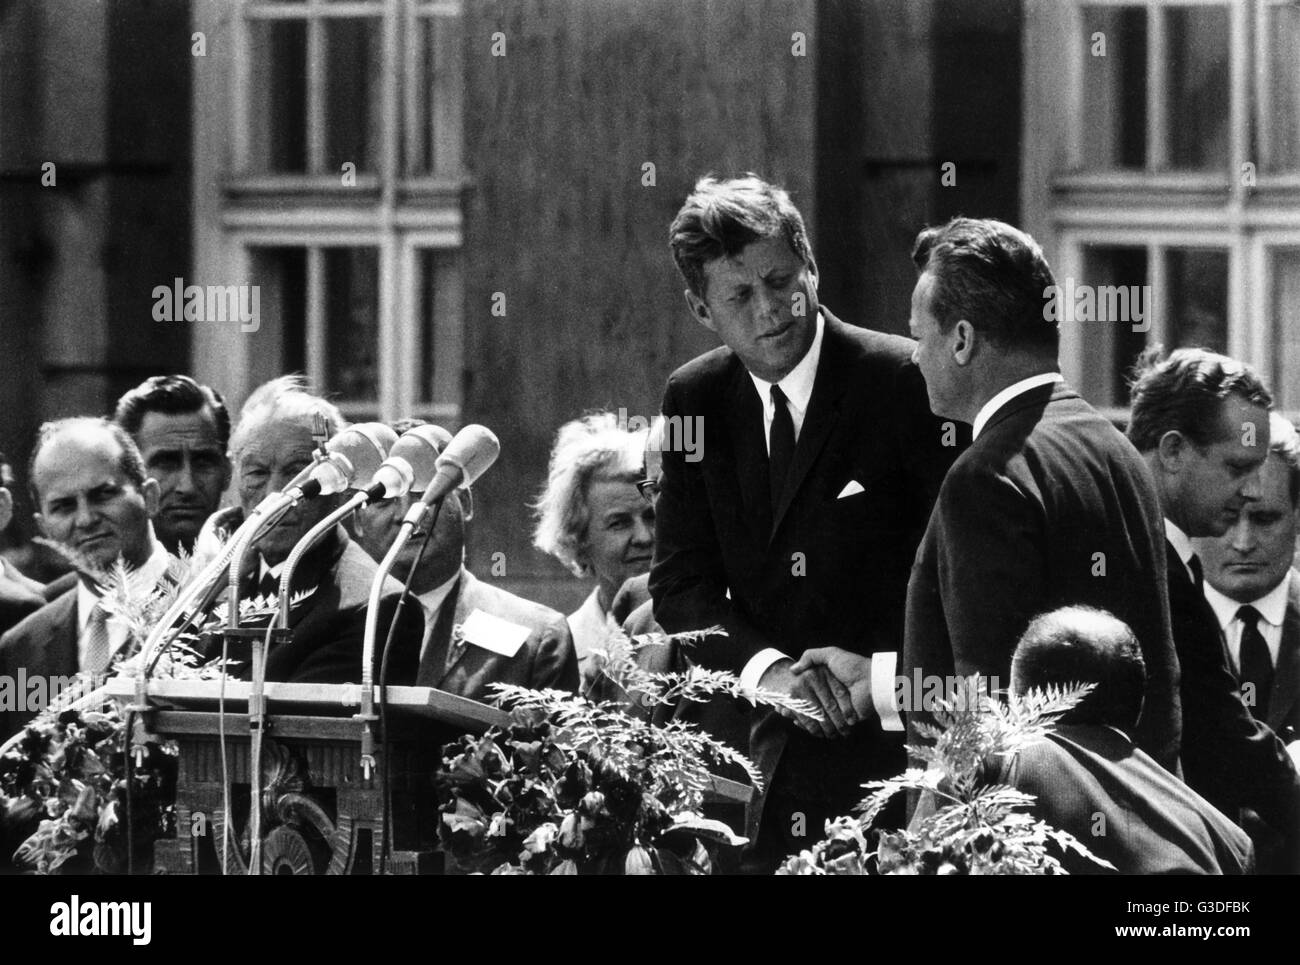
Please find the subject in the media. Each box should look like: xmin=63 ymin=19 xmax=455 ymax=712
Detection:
xmin=778 ymin=676 xmax=1116 ymax=875
xmin=433 ymin=637 xmax=812 ymax=875
xmin=0 ymin=554 xmax=302 ymax=874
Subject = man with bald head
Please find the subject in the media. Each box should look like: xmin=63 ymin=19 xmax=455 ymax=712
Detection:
xmin=351 ymin=418 xmax=577 ymax=698
xmin=0 ymin=418 xmax=172 ymax=737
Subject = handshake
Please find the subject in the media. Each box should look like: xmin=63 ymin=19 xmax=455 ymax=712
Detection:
xmin=760 ymin=647 xmax=875 ymax=739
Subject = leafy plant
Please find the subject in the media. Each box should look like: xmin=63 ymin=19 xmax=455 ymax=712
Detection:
xmin=778 ymin=676 xmax=1116 ymax=875
xmin=434 ymin=657 xmax=785 ymax=875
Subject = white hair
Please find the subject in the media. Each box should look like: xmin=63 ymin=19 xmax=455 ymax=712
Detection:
xmin=532 ymin=411 xmax=647 ymax=576
xmin=227 ymin=375 xmax=347 ymax=464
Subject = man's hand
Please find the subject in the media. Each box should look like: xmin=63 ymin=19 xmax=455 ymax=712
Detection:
xmin=758 ymin=659 xmax=859 ymax=739
xmin=791 ymin=647 xmax=874 ymax=722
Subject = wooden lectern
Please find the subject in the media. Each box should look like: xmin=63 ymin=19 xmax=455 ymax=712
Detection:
xmin=103 ymin=677 xmax=752 ymax=875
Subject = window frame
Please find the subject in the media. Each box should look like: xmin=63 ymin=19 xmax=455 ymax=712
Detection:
xmin=193 ymin=0 xmax=466 ymax=423
xmin=1024 ymin=0 xmax=1300 ymax=421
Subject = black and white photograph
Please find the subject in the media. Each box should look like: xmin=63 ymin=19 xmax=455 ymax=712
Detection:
xmin=0 ymin=0 xmax=1295 ymax=939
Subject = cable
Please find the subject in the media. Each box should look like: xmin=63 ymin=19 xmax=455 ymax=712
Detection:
xmin=378 ymin=497 xmax=442 ymax=874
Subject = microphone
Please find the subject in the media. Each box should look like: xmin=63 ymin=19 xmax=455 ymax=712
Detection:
xmin=366 ymin=425 xmax=451 ymax=500
xmin=421 ymin=425 xmax=500 ymax=505
xmin=329 ymin=422 xmax=399 ymax=489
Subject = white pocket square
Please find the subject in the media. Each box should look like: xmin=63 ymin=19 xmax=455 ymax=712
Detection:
xmin=837 ymin=480 xmax=865 ymax=499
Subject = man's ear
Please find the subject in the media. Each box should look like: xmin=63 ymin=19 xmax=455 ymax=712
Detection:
xmin=951 ymin=319 xmax=976 ymax=366
xmin=1156 ymin=430 xmax=1188 ymax=474
xmin=684 ymin=290 xmax=715 ymax=333
xmin=458 ymin=487 xmax=474 ymax=523
xmin=0 ymin=488 xmax=13 ymax=533
xmin=141 ymin=477 xmax=161 ymax=517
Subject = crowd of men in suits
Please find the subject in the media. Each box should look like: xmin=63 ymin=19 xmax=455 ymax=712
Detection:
xmin=1 ymin=173 xmax=1299 ymax=874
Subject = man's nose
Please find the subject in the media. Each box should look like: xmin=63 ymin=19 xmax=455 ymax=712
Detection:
xmin=1230 ymin=521 xmax=1256 ymax=554
xmin=755 ymin=287 xmax=783 ymax=326
xmin=173 ymin=456 xmax=198 ymax=494
xmin=73 ymin=497 xmax=98 ymax=529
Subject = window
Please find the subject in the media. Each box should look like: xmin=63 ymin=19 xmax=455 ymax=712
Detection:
xmin=1024 ymin=0 xmax=1300 ymax=416
xmin=193 ymin=0 xmax=465 ymax=424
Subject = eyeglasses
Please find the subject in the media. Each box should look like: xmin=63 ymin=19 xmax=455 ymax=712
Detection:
xmin=636 ymin=478 xmax=661 ymax=502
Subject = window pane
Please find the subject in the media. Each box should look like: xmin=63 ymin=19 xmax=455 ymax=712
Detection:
xmin=1079 ymin=245 xmax=1149 ymax=406
xmin=1264 ymin=3 xmax=1300 ymax=172
xmin=408 ymin=14 xmax=463 ymax=175
xmin=323 ymin=248 xmax=380 ymax=401
xmin=1271 ymin=249 xmax=1300 ymax=410
xmin=322 ymin=18 xmax=383 ymax=174
xmin=1165 ymin=248 xmax=1228 ymax=352
xmin=248 ymin=247 xmax=307 ymax=378
xmin=1081 ymin=5 xmax=1147 ymax=170
xmin=1166 ymin=5 xmax=1230 ymax=171
xmin=248 ymin=20 xmax=308 ymax=173
xmin=416 ymin=249 xmax=463 ymax=407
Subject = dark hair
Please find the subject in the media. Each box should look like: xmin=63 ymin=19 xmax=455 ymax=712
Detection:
xmin=28 ymin=417 xmax=148 ymax=506
xmin=114 ymin=374 xmax=231 ymax=450
xmin=669 ymin=174 xmax=815 ymax=299
xmin=910 ymin=217 xmax=1059 ymax=353
xmin=1268 ymin=413 xmax=1300 ymax=507
xmin=1126 ymin=346 xmax=1272 ymax=453
xmin=1011 ymin=605 xmax=1146 ymax=732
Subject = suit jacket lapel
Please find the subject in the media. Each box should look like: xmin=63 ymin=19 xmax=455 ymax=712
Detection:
xmin=1271 ymin=570 xmax=1300 ymax=734
xmin=769 ymin=312 xmax=845 ymax=540
xmin=726 ymin=361 xmax=773 ymax=541
xmin=58 ymin=593 xmax=80 ymax=676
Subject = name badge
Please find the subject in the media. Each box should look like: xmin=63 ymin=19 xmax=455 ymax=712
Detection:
xmin=460 ymin=609 xmax=530 ymax=658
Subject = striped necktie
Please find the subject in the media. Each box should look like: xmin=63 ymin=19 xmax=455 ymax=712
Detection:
xmin=83 ymin=603 xmax=113 ymax=677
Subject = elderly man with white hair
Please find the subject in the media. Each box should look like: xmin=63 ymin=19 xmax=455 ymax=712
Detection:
xmin=202 ymin=376 xmax=424 ymax=684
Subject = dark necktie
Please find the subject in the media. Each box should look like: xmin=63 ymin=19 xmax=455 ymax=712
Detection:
xmin=769 ymin=384 xmax=795 ymax=513
xmin=1188 ymin=553 xmax=1204 ymax=592
xmin=1236 ymin=604 xmax=1273 ymax=722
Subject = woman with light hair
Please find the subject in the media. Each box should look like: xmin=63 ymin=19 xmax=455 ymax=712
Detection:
xmin=533 ymin=412 xmax=655 ymax=687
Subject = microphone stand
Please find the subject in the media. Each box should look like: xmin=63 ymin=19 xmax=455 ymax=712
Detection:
xmin=245 ymin=487 xmax=374 ymax=874
xmin=377 ymin=497 xmax=443 ymax=872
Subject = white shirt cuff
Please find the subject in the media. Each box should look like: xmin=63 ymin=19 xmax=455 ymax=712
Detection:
xmin=739 ymin=648 xmax=790 ymax=701
xmin=872 ymin=651 xmax=903 ymax=732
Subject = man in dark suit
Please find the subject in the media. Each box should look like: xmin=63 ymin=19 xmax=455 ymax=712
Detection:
xmin=1128 ymin=349 xmax=1300 ymax=869
xmin=1197 ymin=412 xmax=1300 ymax=748
xmin=351 ymin=419 xmax=577 ymax=698
xmin=1003 ymin=606 xmax=1253 ymax=875
xmin=0 ymin=451 xmax=45 ymax=636
xmin=649 ymin=175 xmax=959 ymax=868
xmin=0 ymin=419 xmax=172 ymax=738
xmin=114 ymin=374 xmax=233 ymax=556
xmin=889 ymin=217 xmax=1180 ymax=772
xmin=213 ymin=377 xmax=422 ymax=685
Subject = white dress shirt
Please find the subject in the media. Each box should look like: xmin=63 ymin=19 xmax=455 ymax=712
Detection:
xmin=1203 ymin=577 xmax=1287 ymax=674
xmin=75 ymin=540 xmax=172 ymax=671
xmin=747 ymin=310 xmax=825 ymax=454
xmin=971 ymin=372 xmax=1064 ymax=441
